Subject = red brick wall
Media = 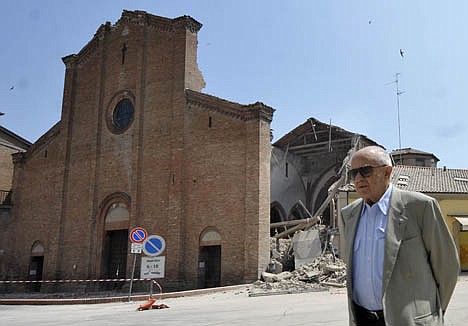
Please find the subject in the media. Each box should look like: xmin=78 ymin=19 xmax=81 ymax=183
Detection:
xmin=4 ymin=11 xmax=273 ymax=290
xmin=6 ymin=127 xmax=66 ymax=280
xmin=183 ymin=107 xmax=252 ymax=286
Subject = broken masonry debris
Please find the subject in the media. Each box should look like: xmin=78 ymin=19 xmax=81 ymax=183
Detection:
xmin=251 ymin=225 xmax=346 ymax=296
xmin=253 ymin=138 xmax=362 ymax=295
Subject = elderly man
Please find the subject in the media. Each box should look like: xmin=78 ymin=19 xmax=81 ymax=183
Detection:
xmin=340 ymin=146 xmax=459 ymax=326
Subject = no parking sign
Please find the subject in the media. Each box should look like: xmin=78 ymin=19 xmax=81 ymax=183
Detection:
xmin=129 ymin=227 xmax=147 ymax=244
xmin=143 ymin=235 xmax=166 ymax=257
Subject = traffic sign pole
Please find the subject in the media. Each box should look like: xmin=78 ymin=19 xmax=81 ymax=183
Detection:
xmin=128 ymin=227 xmax=147 ymax=302
xmin=128 ymin=253 xmax=137 ymax=302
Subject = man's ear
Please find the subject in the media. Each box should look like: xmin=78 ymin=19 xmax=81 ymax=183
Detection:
xmin=385 ymin=166 xmax=393 ymax=178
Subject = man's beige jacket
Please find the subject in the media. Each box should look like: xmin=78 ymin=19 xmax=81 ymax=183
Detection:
xmin=341 ymin=187 xmax=459 ymax=325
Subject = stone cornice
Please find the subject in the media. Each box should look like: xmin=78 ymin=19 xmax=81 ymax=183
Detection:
xmin=0 ymin=126 xmax=31 ymax=149
xmin=62 ymin=10 xmax=202 ymax=69
xmin=77 ymin=22 xmax=109 ymax=67
xmin=185 ymin=89 xmax=274 ymax=123
xmin=117 ymin=10 xmax=173 ymax=32
xmin=117 ymin=10 xmax=202 ymax=33
xmin=62 ymin=54 xmax=77 ymax=69
xmin=61 ymin=22 xmax=110 ymax=68
xmin=243 ymin=102 xmax=275 ymax=123
xmin=172 ymin=15 xmax=203 ymax=33
xmin=17 ymin=122 xmax=61 ymax=163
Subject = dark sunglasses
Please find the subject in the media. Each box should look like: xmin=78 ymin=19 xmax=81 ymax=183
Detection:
xmin=348 ymin=165 xmax=387 ymax=179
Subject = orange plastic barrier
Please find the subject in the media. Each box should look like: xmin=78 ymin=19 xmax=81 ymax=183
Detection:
xmin=137 ymin=298 xmax=156 ymax=311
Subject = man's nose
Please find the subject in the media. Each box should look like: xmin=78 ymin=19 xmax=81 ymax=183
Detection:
xmin=354 ymin=171 xmax=366 ymax=180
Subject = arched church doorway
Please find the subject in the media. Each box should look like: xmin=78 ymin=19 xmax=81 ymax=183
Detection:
xmin=101 ymin=200 xmax=130 ymax=281
xmin=198 ymin=228 xmax=221 ymax=288
xmin=29 ymin=241 xmax=44 ymax=292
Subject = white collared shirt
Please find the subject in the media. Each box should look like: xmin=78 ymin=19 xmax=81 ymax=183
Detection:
xmin=352 ymin=184 xmax=393 ymax=310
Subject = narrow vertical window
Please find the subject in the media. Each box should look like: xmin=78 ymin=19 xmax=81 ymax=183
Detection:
xmin=121 ymin=43 xmax=128 ymax=65
xmin=208 ymin=116 xmax=212 ymax=128
xmin=285 ymin=162 xmax=289 ymax=178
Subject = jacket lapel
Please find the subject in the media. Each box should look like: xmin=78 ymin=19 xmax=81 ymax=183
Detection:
xmin=343 ymin=201 xmax=363 ymax=291
xmin=382 ymin=187 xmax=408 ymax=295
xmin=344 ymin=203 xmax=362 ymax=257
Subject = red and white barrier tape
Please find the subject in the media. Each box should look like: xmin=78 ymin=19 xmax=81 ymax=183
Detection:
xmin=0 ymin=278 xmax=154 ymax=284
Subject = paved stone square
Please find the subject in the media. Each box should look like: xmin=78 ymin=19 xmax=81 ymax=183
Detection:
xmin=1 ymin=276 xmax=468 ymax=325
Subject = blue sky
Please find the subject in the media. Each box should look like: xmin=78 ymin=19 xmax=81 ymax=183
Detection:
xmin=2 ymin=1 xmax=467 ymax=168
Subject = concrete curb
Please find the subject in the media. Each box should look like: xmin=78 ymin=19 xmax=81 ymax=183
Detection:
xmin=4 ymin=275 xmax=467 ymax=305
xmin=0 ymin=284 xmax=249 ymax=305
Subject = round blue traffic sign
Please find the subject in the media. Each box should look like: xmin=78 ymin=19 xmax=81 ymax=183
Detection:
xmin=129 ymin=227 xmax=148 ymax=244
xmin=143 ymin=235 xmax=166 ymax=257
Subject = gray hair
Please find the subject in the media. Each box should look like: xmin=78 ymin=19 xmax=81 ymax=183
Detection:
xmin=353 ymin=146 xmax=393 ymax=166
xmin=373 ymin=147 xmax=393 ymax=166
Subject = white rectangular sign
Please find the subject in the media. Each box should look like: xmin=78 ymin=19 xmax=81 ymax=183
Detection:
xmin=140 ymin=256 xmax=165 ymax=279
xmin=131 ymin=243 xmax=143 ymax=254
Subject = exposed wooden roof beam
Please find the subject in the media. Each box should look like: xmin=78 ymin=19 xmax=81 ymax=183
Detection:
xmin=289 ymin=137 xmax=354 ymax=151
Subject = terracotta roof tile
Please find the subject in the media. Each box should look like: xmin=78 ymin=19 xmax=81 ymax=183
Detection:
xmin=391 ymin=165 xmax=468 ymax=193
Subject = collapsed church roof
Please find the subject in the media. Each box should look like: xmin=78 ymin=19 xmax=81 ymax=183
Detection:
xmin=273 ymin=117 xmax=381 ymax=156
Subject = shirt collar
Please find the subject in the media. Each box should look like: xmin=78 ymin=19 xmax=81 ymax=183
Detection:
xmin=362 ymin=184 xmax=393 ymax=216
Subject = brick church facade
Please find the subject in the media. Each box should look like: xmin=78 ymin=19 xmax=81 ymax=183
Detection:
xmin=3 ymin=10 xmax=273 ymax=291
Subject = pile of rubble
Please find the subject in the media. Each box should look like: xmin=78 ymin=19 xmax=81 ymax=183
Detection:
xmin=249 ymin=233 xmax=347 ymax=295
xmin=250 ymin=253 xmax=346 ymax=294
xmin=294 ymin=253 xmax=346 ymax=287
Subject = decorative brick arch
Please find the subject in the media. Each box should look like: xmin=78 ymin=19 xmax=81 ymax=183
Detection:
xmin=97 ymin=192 xmax=131 ymax=225
xmin=199 ymin=227 xmax=222 ymax=247
xmin=198 ymin=227 xmax=222 ymax=288
xmin=93 ymin=192 xmax=131 ymax=278
xmin=30 ymin=240 xmax=45 ymax=256
xmin=29 ymin=240 xmax=45 ymax=291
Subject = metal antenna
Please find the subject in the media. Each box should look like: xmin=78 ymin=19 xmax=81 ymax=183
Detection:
xmin=386 ymin=73 xmax=405 ymax=159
